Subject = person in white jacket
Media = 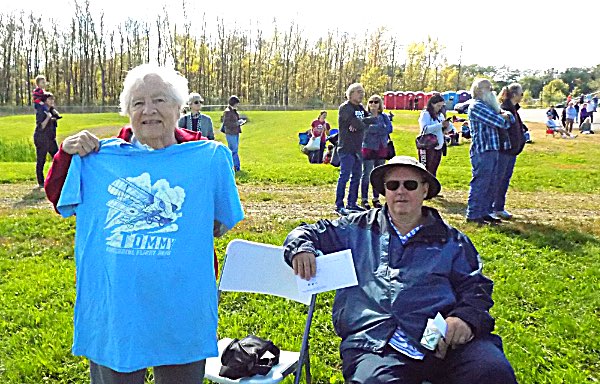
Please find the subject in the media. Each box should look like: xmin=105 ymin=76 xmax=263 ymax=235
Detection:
xmin=417 ymin=94 xmax=450 ymax=177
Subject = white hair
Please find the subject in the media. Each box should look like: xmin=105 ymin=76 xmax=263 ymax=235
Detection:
xmin=119 ymin=63 xmax=189 ymax=116
xmin=188 ymin=92 xmax=203 ymax=104
xmin=470 ymin=78 xmax=492 ymax=100
xmin=346 ymin=83 xmax=365 ymax=99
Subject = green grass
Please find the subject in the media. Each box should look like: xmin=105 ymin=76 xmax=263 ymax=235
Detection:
xmin=0 ymin=111 xmax=599 ymax=383
xmin=4 ymin=110 xmax=598 ymax=191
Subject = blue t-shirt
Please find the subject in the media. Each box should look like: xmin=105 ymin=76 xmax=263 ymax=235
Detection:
xmin=57 ymin=138 xmax=244 ymax=372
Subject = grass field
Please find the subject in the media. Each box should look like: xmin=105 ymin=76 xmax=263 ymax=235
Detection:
xmin=0 ymin=110 xmax=599 ymax=383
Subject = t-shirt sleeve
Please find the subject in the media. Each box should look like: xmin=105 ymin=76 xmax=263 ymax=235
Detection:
xmin=212 ymin=145 xmax=244 ymax=229
xmin=56 ymin=154 xmax=83 ymax=217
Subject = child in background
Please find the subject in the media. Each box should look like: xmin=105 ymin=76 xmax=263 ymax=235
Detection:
xmin=460 ymin=121 xmax=471 ymax=140
xmin=323 ymin=144 xmax=334 ymax=164
xmin=33 ymin=75 xmax=49 ymax=113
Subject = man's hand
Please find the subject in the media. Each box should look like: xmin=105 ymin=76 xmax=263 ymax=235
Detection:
xmin=434 ymin=316 xmax=474 ymax=359
xmin=502 ymin=112 xmax=512 ymax=121
xmin=62 ymin=130 xmax=100 ymax=156
xmin=349 ymin=125 xmax=357 ymax=132
xmin=291 ymin=252 xmax=316 ymax=280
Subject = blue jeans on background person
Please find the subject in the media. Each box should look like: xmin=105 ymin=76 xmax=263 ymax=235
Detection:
xmin=492 ymin=152 xmax=517 ymax=213
xmin=361 ymin=158 xmax=385 ymax=202
xmin=225 ymin=134 xmax=240 ymax=171
xmin=341 ymin=335 xmax=517 ymax=384
xmin=336 ymin=152 xmax=363 ymax=208
xmin=466 ymin=150 xmax=499 ymax=219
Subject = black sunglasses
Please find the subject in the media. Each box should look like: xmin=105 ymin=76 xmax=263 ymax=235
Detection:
xmin=368 ymin=100 xmax=380 ymax=104
xmin=192 ymin=101 xmax=203 ymax=105
xmin=384 ymin=180 xmax=422 ymax=191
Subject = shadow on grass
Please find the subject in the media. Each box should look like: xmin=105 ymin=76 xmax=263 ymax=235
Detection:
xmin=494 ymin=220 xmax=600 ymax=254
xmin=436 ymin=196 xmax=467 ymax=216
xmin=13 ymin=187 xmax=47 ymax=208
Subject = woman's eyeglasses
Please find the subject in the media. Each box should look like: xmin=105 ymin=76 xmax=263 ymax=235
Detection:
xmin=191 ymin=101 xmax=202 ymax=105
xmin=384 ymin=180 xmax=422 ymax=191
xmin=368 ymin=100 xmax=380 ymax=104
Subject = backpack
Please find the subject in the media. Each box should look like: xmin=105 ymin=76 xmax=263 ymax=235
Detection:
xmin=219 ymin=335 xmax=281 ymax=379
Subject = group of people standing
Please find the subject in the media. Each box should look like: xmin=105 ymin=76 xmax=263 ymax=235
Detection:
xmin=334 ymin=83 xmax=393 ymax=215
xmin=556 ymin=94 xmax=598 ymax=135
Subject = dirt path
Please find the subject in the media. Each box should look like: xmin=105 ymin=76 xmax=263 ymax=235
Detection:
xmin=3 ymin=182 xmax=599 ymax=235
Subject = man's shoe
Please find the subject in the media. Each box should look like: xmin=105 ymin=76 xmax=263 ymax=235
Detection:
xmin=346 ymin=205 xmax=366 ymax=212
xmin=495 ymin=210 xmax=513 ymax=220
xmin=482 ymin=214 xmax=501 ymax=224
xmin=372 ymin=199 xmax=383 ymax=209
xmin=335 ymin=207 xmax=351 ymax=216
xmin=360 ymin=201 xmax=371 ymax=210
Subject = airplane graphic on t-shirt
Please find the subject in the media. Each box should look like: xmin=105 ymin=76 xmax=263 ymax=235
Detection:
xmin=105 ymin=173 xmax=185 ymax=233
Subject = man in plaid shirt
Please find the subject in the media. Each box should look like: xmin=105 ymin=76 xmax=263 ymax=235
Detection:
xmin=466 ymin=79 xmax=514 ymax=225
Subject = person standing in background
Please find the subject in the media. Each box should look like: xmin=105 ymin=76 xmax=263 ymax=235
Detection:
xmin=335 ymin=83 xmax=377 ymax=216
xmin=492 ymin=83 xmax=526 ymax=221
xmin=178 ymin=93 xmax=214 ymax=140
xmin=222 ymin=95 xmax=244 ymax=172
xmin=360 ymin=94 xmax=392 ymax=209
xmin=34 ymin=92 xmax=60 ymax=188
xmin=417 ymin=94 xmax=449 ymax=178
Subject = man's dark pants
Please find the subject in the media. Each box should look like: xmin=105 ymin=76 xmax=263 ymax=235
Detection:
xmin=341 ymin=335 xmax=517 ymax=384
xmin=34 ymin=133 xmax=58 ymax=186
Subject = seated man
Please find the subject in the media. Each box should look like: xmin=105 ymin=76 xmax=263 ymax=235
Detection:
xmin=283 ymin=156 xmax=517 ymax=384
xmin=546 ymin=113 xmax=577 ymax=139
xmin=579 ymin=117 xmax=594 ymax=134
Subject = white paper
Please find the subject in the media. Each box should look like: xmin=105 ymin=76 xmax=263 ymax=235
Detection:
xmin=433 ymin=312 xmax=448 ymax=337
xmin=296 ymin=249 xmax=358 ymax=294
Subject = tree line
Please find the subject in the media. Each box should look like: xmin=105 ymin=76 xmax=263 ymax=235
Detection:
xmin=1 ymin=0 xmax=599 ymax=108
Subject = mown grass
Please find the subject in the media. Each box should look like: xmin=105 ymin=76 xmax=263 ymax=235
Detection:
xmin=2 ymin=110 xmax=600 ymax=192
xmin=0 ymin=111 xmax=599 ymax=383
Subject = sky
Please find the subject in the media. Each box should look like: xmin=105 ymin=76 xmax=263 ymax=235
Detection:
xmin=5 ymin=0 xmax=600 ymax=72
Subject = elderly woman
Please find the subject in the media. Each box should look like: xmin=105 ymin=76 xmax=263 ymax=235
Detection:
xmin=360 ymin=94 xmax=392 ymax=209
xmin=46 ymin=64 xmax=244 ymax=384
xmin=284 ymin=156 xmax=517 ymax=384
xmin=34 ymin=92 xmax=60 ymax=188
xmin=222 ymin=95 xmax=244 ymax=172
xmin=417 ymin=94 xmax=450 ymax=177
xmin=177 ymin=92 xmax=214 ymax=139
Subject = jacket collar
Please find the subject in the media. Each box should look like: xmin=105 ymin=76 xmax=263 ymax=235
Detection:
xmin=117 ymin=126 xmax=204 ymax=143
xmin=379 ymin=205 xmax=448 ymax=243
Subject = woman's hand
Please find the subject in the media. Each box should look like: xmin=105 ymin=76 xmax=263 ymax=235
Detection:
xmin=62 ymin=130 xmax=100 ymax=156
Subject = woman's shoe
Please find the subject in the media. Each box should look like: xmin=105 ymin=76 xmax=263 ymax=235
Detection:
xmin=371 ymin=199 xmax=382 ymax=209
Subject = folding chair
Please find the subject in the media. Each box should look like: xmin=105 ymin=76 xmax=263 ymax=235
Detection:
xmin=205 ymin=239 xmax=317 ymax=384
